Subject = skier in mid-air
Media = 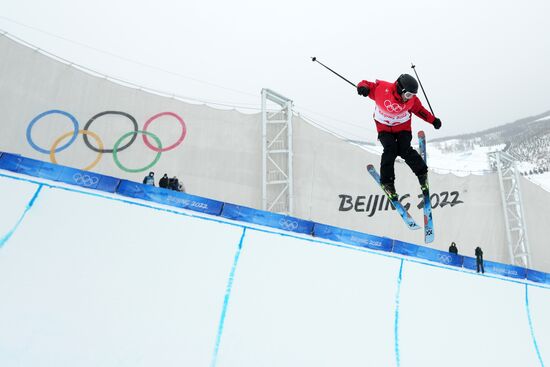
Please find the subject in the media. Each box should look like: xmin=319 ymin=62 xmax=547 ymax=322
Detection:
xmin=357 ymin=74 xmax=442 ymax=200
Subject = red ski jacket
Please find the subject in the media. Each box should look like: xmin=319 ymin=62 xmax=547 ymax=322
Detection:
xmin=357 ymin=79 xmax=435 ymax=133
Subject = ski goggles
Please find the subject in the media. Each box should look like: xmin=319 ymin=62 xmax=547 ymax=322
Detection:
xmin=401 ymin=91 xmax=416 ymax=100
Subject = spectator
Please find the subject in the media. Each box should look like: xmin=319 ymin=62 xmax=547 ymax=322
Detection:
xmin=169 ymin=176 xmax=180 ymax=191
xmin=449 ymin=242 xmax=458 ymax=254
xmin=142 ymin=171 xmax=155 ymax=186
xmin=159 ymin=173 xmax=169 ymax=189
xmin=475 ymin=246 xmax=485 ymax=274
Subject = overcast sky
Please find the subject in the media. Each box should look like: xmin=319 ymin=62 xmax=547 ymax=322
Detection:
xmin=2 ymin=0 xmax=549 ymax=142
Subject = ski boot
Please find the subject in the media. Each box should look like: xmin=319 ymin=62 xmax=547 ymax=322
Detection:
xmin=381 ymin=182 xmax=399 ymax=201
xmin=418 ymin=173 xmax=429 ymax=195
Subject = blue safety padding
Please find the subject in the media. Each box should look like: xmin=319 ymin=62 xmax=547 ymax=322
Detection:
xmin=464 ymin=256 xmax=527 ymax=278
xmin=15 ymin=157 xmax=42 ymax=176
xmin=37 ymin=161 xmax=64 ymax=181
xmin=484 ymin=261 xmax=526 ymax=279
xmin=57 ymin=168 xmax=119 ymax=193
xmin=393 ymin=241 xmax=462 ymax=266
xmin=0 ymin=152 xmax=24 ymax=172
xmin=0 ymin=154 xmax=61 ymax=180
xmin=2 ymin=151 xmax=550 ymax=284
xmin=221 ymin=203 xmax=314 ymax=235
xmin=392 ymin=240 xmax=419 ymax=257
xmin=313 ymin=223 xmax=393 ymax=251
xmin=116 ymin=180 xmax=223 ymax=216
xmin=416 ymin=246 xmax=464 ymax=267
xmin=96 ymin=176 xmax=121 ymax=193
xmin=527 ymin=269 xmax=550 ymax=285
xmin=0 ymin=153 xmax=119 ymax=193
xmin=463 ymin=257 xmax=477 ymax=271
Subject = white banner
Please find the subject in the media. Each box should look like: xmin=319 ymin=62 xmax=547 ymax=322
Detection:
xmin=1 ymin=34 xmax=548 ymax=271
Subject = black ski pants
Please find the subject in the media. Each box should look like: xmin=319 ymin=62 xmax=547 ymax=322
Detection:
xmin=378 ymin=130 xmax=427 ymax=185
xmin=476 ymin=256 xmax=485 ymax=273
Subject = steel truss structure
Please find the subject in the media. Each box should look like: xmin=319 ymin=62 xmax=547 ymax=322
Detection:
xmin=261 ymin=89 xmax=293 ymax=215
xmin=489 ymin=151 xmax=531 ymax=268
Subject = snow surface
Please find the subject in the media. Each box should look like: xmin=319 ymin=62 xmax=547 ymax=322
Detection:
xmin=1 ymin=171 xmax=549 ymax=366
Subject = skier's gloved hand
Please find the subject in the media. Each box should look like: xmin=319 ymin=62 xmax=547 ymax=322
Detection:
xmin=432 ymin=118 xmax=442 ymax=129
xmin=357 ymin=86 xmax=370 ymax=97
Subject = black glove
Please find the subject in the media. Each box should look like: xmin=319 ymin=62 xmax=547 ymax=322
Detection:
xmin=433 ymin=118 xmax=442 ymax=129
xmin=357 ymin=86 xmax=370 ymax=97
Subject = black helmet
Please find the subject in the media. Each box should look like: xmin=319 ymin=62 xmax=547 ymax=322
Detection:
xmin=396 ymin=74 xmax=418 ymax=95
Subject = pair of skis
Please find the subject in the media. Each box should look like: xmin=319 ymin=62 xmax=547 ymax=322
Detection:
xmin=367 ymin=130 xmax=434 ymax=243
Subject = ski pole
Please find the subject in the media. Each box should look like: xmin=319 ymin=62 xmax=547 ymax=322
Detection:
xmin=311 ymin=57 xmax=356 ymax=88
xmin=410 ymin=63 xmax=435 ymax=115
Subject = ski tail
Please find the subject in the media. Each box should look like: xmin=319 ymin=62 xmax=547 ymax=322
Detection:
xmin=418 ymin=131 xmax=434 ymax=243
xmin=367 ymin=164 xmax=420 ymax=230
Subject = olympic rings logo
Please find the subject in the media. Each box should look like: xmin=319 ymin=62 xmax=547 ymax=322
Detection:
xmin=438 ymin=254 xmax=453 ymax=264
xmin=383 ymin=100 xmax=404 ymax=113
xmin=279 ymin=219 xmax=299 ymax=230
xmin=73 ymin=173 xmax=100 ymax=187
xmin=26 ymin=110 xmax=187 ymax=172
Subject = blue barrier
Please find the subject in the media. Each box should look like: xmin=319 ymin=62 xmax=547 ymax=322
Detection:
xmin=221 ymin=204 xmax=314 ymax=235
xmin=0 ymin=152 xmax=22 ymax=172
xmin=38 ymin=162 xmax=65 ymax=181
xmin=313 ymin=223 xmax=393 ymax=251
xmin=463 ymin=257 xmax=478 ymax=271
xmin=527 ymin=270 xmax=550 ymax=285
xmin=0 ymin=153 xmax=120 ymax=193
xmin=14 ymin=156 xmax=42 ymax=176
xmin=116 ymin=180 xmax=223 ymax=216
xmin=463 ymin=256 xmax=526 ymax=278
xmin=485 ymin=260 xmax=527 ymax=279
xmin=416 ymin=246 xmax=464 ymax=267
xmin=393 ymin=240 xmax=463 ymax=267
xmin=392 ymin=241 xmax=418 ymax=257
xmin=57 ymin=168 xmax=119 ymax=193
xmin=2 ymin=151 xmax=550 ymax=285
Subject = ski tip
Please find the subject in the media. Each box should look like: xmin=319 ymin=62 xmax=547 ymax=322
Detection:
xmin=418 ymin=130 xmax=425 ymax=137
xmin=366 ymin=164 xmax=374 ymax=169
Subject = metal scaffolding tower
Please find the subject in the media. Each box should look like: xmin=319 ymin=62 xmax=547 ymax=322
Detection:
xmin=489 ymin=151 xmax=531 ymax=268
xmin=261 ymin=88 xmax=293 ymax=215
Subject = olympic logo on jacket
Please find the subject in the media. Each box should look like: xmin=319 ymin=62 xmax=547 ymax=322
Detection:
xmin=383 ymin=99 xmax=404 ymax=113
xmin=356 ymin=79 xmax=435 ymax=133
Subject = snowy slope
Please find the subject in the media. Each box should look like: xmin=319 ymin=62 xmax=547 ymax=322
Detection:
xmin=360 ymin=137 xmax=550 ymax=192
xmin=1 ymin=169 xmax=550 ymax=366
